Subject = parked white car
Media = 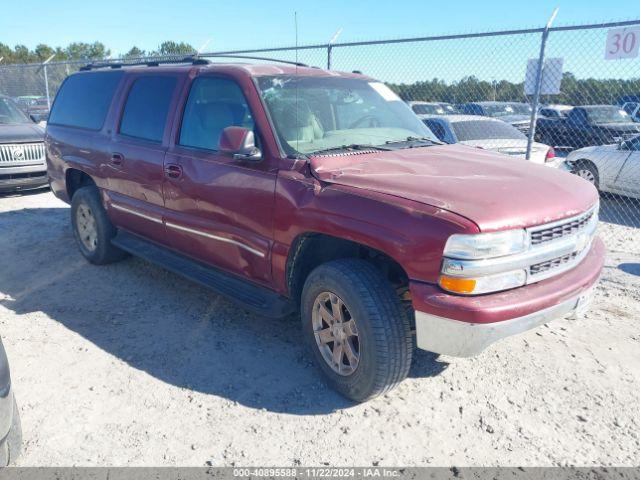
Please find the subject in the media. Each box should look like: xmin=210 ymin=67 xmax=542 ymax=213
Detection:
xmin=566 ymin=134 xmax=640 ymax=199
xmin=421 ymin=114 xmax=560 ymax=167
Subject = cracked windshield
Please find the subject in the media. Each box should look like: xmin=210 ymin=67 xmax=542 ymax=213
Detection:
xmin=257 ymin=75 xmax=437 ymax=155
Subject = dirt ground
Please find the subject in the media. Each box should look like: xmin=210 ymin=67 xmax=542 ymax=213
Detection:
xmin=0 ymin=189 xmax=639 ymax=467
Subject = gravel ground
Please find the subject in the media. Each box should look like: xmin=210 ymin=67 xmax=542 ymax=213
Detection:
xmin=0 ymin=189 xmax=639 ymax=467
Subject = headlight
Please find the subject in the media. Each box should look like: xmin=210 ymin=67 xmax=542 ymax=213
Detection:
xmin=439 ymin=269 xmax=527 ymax=295
xmin=443 ymin=229 xmax=528 ymax=260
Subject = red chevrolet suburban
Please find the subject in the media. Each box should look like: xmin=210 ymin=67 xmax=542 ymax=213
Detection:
xmin=46 ymin=57 xmax=604 ymax=402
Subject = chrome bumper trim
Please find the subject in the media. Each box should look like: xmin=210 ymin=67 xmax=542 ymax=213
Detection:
xmin=414 ymin=286 xmax=595 ymax=357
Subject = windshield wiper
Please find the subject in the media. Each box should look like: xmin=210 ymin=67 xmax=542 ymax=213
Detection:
xmin=385 ymin=136 xmax=443 ymax=147
xmin=310 ymin=144 xmax=393 ymax=155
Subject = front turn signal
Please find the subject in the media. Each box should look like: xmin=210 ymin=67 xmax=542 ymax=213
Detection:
xmin=438 ymin=276 xmax=477 ymax=294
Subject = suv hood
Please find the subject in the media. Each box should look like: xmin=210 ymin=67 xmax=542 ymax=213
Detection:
xmin=310 ymin=144 xmax=598 ymax=232
xmin=0 ymin=123 xmax=45 ymax=143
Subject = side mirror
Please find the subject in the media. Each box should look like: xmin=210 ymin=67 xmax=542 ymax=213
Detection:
xmin=219 ymin=126 xmax=262 ymax=162
xmin=29 ymin=114 xmax=38 ymax=123
xmin=619 ymin=140 xmax=629 ymax=150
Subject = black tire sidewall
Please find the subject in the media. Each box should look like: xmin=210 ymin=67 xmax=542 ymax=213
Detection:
xmin=301 ymin=260 xmax=411 ymax=402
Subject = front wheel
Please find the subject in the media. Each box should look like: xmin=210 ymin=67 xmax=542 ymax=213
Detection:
xmin=573 ymin=161 xmax=600 ymax=190
xmin=301 ymin=259 xmax=413 ymax=402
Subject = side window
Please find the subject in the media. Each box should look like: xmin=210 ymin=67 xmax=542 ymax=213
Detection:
xmin=179 ymin=77 xmax=255 ymax=151
xmin=120 ymin=76 xmax=177 ymax=142
xmin=424 ymin=120 xmax=447 ymax=142
xmin=48 ymin=71 xmax=123 ymax=130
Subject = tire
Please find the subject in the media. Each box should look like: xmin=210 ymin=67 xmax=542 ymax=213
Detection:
xmin=301 ymin=259 xmax=413 ymax=402
xmin=70 ymin=186 xmax=128 ymax=265
xmin=573 ymin=160 xmax=600 ymax=190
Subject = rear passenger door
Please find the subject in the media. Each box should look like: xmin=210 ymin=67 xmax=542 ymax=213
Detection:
xmin=163 ymin=75 xmax=276 ymax=285
xmin=105 ymin=73 xmax=183 ymax=245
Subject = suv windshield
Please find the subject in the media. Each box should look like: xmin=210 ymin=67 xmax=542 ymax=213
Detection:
xmin=586 ymin=106 xmax=631 ymax=124
xmin=0 ymin=97 xmax=30 ymax=125
xmin=257 ymin=75 xmax=437 ymax=155
xmin=452 ymin=120 xmax=526 ymax=141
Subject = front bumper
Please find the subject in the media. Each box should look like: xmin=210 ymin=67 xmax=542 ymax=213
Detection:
xmin=415 ymin=286 xmax=594 ymax=357
xmin=0 ymin=163 xmax=48 ymax=193
xmin=412 ymin=237 xmax=604 ymax=357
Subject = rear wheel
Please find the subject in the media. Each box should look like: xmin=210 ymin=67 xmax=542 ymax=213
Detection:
xmin=70 ymin=186 xmax=127 ymax=264
xmin=301 ymin=259 xmax=413 ymax=402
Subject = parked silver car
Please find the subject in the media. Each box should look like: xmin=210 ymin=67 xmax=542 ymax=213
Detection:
xmin=566 ymin=134 xmax=640 ymax=199
xmin=422 ymin=114 xmax=560 ymax=167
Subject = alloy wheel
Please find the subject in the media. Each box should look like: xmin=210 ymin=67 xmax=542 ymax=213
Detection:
xmin=311 ymin=291 xmax=360 ymax=376
xmin=76 ymin=203 xmax=98 ymax=252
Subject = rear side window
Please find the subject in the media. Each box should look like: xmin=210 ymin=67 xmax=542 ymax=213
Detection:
xmin=120 ymin=76 xmax=177 ymax=142
xmin=49 ymin=71 xmax=123 ymax=130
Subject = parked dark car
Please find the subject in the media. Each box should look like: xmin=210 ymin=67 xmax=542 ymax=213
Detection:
xmin=0 ymin=95 xmax=47 ymax=193
xmin=0 ymin=337 xmax=21 ymax=465
xmin=535 ymin=105 xmax=640 ymax=150
xmin=458 ymin=101 xmax=532 ymax=134
xmin=14 ymin=96 xmax=49 ymax=123
xmin=46 ymin=59 xmax=603 ymax=401
xmin=538 ymin=104 xmax=573 ymax=119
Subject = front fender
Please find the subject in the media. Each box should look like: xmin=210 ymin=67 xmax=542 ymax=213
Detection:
xmin=271 ymin=171 xmax=478 ymax=294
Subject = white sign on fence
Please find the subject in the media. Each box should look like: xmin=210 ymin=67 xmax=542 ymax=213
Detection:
xmin=524 ymin=57 xmax=564 ymax=96
xmin=605 ymin=27 xmax=640 ymax=60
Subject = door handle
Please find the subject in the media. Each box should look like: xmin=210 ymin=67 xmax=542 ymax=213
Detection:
xmin=164 ymin=164 xmax=183 ymax=179
xmin=110 ymin=153 xmax=124 ymax=166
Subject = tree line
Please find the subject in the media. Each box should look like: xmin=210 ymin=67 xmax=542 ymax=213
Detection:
xmin=388 ymin=72 xmax=640 ymax=107
xmin=0 ymin=41 xmax=196 ymax=64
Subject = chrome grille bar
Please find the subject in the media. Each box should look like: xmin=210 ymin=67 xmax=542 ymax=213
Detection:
xmin=0 ymin=142 xmax=46 ymax=166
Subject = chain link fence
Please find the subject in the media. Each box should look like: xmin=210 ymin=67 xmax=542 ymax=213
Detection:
xmin=1 ymin=19 xmax=639 ymax=249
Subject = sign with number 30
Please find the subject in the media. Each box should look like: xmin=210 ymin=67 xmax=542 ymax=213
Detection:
xmin=605 ymin=27 xmax=640 ymax=60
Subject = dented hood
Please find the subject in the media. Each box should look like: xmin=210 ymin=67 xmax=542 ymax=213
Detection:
xmin=310 ymin=144 xmax=598 ymax=232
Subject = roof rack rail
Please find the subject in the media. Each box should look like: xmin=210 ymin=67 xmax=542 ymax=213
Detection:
xmin=79 ymin=56 xmax=209 ymax=71
xmin=205 ymin=54 xmax=308 ymax=67
xmin=79 ymin=54 xmax=309 ymax=71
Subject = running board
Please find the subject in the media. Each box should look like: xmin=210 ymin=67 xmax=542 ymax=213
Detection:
xmin=111 ymin=230 xmax=294 ymax=318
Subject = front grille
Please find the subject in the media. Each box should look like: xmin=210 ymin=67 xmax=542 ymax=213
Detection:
xmin=530 ymin=210 xmax=594 ymax=245
xmin=0 ymin=142 xmax=45 ymax=165
xmin=530 ymin=251 xmax=578 ymax=276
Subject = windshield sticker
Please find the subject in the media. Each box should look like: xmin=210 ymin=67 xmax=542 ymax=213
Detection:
xmin=368 ymin=82 xmax=401 ymax=102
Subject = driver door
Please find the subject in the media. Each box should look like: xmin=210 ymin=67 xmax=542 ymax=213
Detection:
xmin=163 ymin=74 xmax=277 ymax=285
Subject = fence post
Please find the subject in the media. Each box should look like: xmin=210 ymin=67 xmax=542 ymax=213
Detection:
xmin=526 ymin=8 xmax=558 ymax=160
xmin=327 ymin=44 xmax=332 ymax=70
xmin=43 ymin=65 xmax=50 ymax=109
xmin=41 ymin=54 xmax=56 ymax=110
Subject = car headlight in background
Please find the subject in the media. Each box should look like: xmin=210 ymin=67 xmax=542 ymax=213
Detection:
xmin=443 ymin=229 xmax=528 ymax=260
